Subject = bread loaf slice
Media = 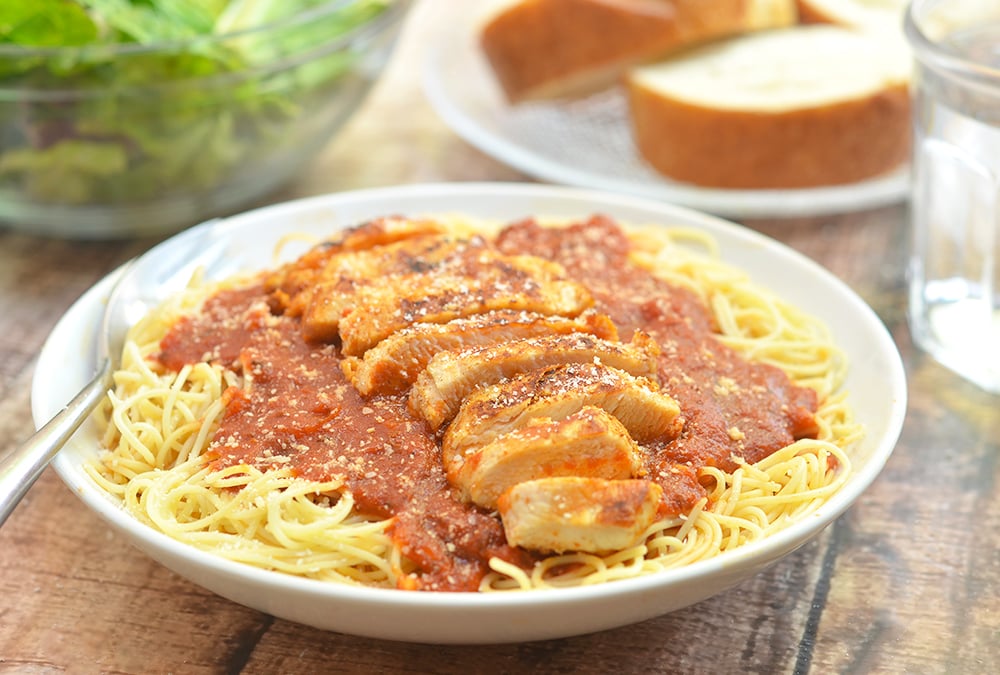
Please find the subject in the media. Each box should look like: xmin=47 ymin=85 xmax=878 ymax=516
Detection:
xmin=796 ymin=0 xmax=908 ymax=31
xmin=626 ymin=25 xmax=911 ymax=189
xmin=479 ymin=0 xmax=797 ymax=102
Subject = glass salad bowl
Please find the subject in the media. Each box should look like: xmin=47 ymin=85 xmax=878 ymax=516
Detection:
xmin=0 ymin=0 xmax=411 ymax=238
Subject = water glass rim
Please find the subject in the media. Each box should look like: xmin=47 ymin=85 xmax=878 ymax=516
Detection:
xmin=904 ymin=0 xmax=1000 ymax=85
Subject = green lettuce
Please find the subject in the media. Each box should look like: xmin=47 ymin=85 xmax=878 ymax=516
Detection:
xmin=0 ymin=0 xmax=391 ymax=207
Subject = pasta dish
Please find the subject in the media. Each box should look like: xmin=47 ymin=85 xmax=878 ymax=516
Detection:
xmin=89 ymin=214 xmax=862 ymax=592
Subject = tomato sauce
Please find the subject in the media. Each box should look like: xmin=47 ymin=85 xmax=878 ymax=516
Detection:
xmin=156 ymin=216 xmax=818 ymax=591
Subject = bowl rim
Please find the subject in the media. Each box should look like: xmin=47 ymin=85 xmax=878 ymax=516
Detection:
xmin=0 ymin=0 xmax=404 ymax=58
xmin=0 ymin=0 xmax=411 ymax=99
xmin=33 ymin=182 xmax=908 ymax=638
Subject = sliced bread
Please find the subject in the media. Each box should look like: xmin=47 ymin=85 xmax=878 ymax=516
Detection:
xmin=479 ymin=0 xmax=797 ymax=102
xmin=626 ymin=25 xmax=911 ymax=188
xmin=796 ymin=0 xmax=908 ymax=31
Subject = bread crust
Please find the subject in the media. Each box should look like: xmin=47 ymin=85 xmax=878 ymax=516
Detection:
xmin=794 ymin=0 xmax=909 ymax=28
xmin=480 ymin=0 xmax=794 ymax=102
xmin=795 ymin=0 xmax=835 ymax=23
xmin=627 ymin=81 xmax=911 ymax=188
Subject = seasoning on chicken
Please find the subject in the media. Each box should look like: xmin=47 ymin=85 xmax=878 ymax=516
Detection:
xmin=300 ymin=235 xmax=476 ymax=340
xmin=454 ymin=406 xmax=643 ymax=510
xmin=342 ymin=310 xmax=618 ymax=395
xmin=497 ymin=477 xmax=665 ymax=553
xmin=336 ymin=250 xmax=593 ymax=356
xmin=442 ymin=361 xmax=682 ymax=480
xmin=410 ymin=331 xmax=663 ymax=431
xmin=266 ymin=216 xmax=449 ymax=317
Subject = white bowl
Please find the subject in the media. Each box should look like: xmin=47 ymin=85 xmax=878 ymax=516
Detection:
xmin=32 ymin=183 xmax=906 ymax=643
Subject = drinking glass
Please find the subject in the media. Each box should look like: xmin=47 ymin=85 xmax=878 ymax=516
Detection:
xmin=905 ymin=0 xmax=1000 ymax=393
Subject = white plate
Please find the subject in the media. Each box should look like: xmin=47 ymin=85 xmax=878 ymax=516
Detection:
xmin=32 ymin=183 xmax=906 ymax=643
xmin=421 ymin=4 xmax=910 ymax=219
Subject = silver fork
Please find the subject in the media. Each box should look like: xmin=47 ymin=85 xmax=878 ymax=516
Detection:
xmin=0 ymin=262 xmax=132 ymax=526
xmin=0 ymin=218 xmax=237 ymax=527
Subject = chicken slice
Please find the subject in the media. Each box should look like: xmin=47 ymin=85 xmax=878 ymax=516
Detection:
xmin=497 ymin=477 xmax=665 ymax=553
xmin=455 ymin=406 xmax=642 ymax=510
xmin=337 ymin=251 xmax=593 ymax=356
xmin=442 ymin=361 xmax=682 ymax=477
xmin=316 ymin=215 xmax=449 ymax=253
xmin=266 ymin=216 xmax=448 ymax=315
xmin=301 ymin=235 xmax=479 ymax=341
xmin=342 ymin=310 xmax=618 ymax=396
xmin=411 ymin=331 xmax=662 ymax=431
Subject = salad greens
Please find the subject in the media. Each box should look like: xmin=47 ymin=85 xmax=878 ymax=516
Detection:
xmin=0 ymin=0 xmax=393 ymax=209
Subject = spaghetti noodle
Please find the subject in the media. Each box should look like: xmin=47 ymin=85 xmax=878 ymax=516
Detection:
xmin=88 ymin=215 xmax=862 ymax=592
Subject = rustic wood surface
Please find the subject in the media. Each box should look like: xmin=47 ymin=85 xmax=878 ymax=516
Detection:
xmin=1 ymin=2 xmax=998 ymax=673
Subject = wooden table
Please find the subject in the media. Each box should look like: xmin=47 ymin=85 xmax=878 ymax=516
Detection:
xmin=2 ymin=2 xmax=997 ymax=672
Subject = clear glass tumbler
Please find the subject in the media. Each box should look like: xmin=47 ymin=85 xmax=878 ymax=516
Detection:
xmin=905 ymin=0 xmax=1000 ymax=393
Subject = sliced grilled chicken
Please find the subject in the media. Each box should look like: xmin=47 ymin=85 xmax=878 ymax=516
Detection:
xmin=319 ymin=215 xmax=450 ymax=253
xmin=342 ymin=310 xmax=618 ymax=395
xmin=411 ymin=331 xmax=661 ymax=431
xmin=337 ymin=252 xmax=592 ymax=356
xmin=442 ymin=361 xmax=682 ymax=477
xmin=455 ymin=406 xmax=642 ymax=510
xmin=497 ymin=477 xmax=664 ymax=553
xmin=266 ymin=216 xmax=448 ymax=315
xmin=301 ymin=235 xmax=478 ymax=341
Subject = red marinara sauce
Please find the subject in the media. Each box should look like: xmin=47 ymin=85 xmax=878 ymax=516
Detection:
xmin=156 ymin=216 xmax=819 ymax=591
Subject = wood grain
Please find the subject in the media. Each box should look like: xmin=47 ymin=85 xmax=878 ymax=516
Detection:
xmin=1 ymin=1 xmax=998 ymax=673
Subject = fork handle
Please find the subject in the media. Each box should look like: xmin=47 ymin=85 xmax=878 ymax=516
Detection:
xmin=0 ymin=359 xmax=111 ymax=527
